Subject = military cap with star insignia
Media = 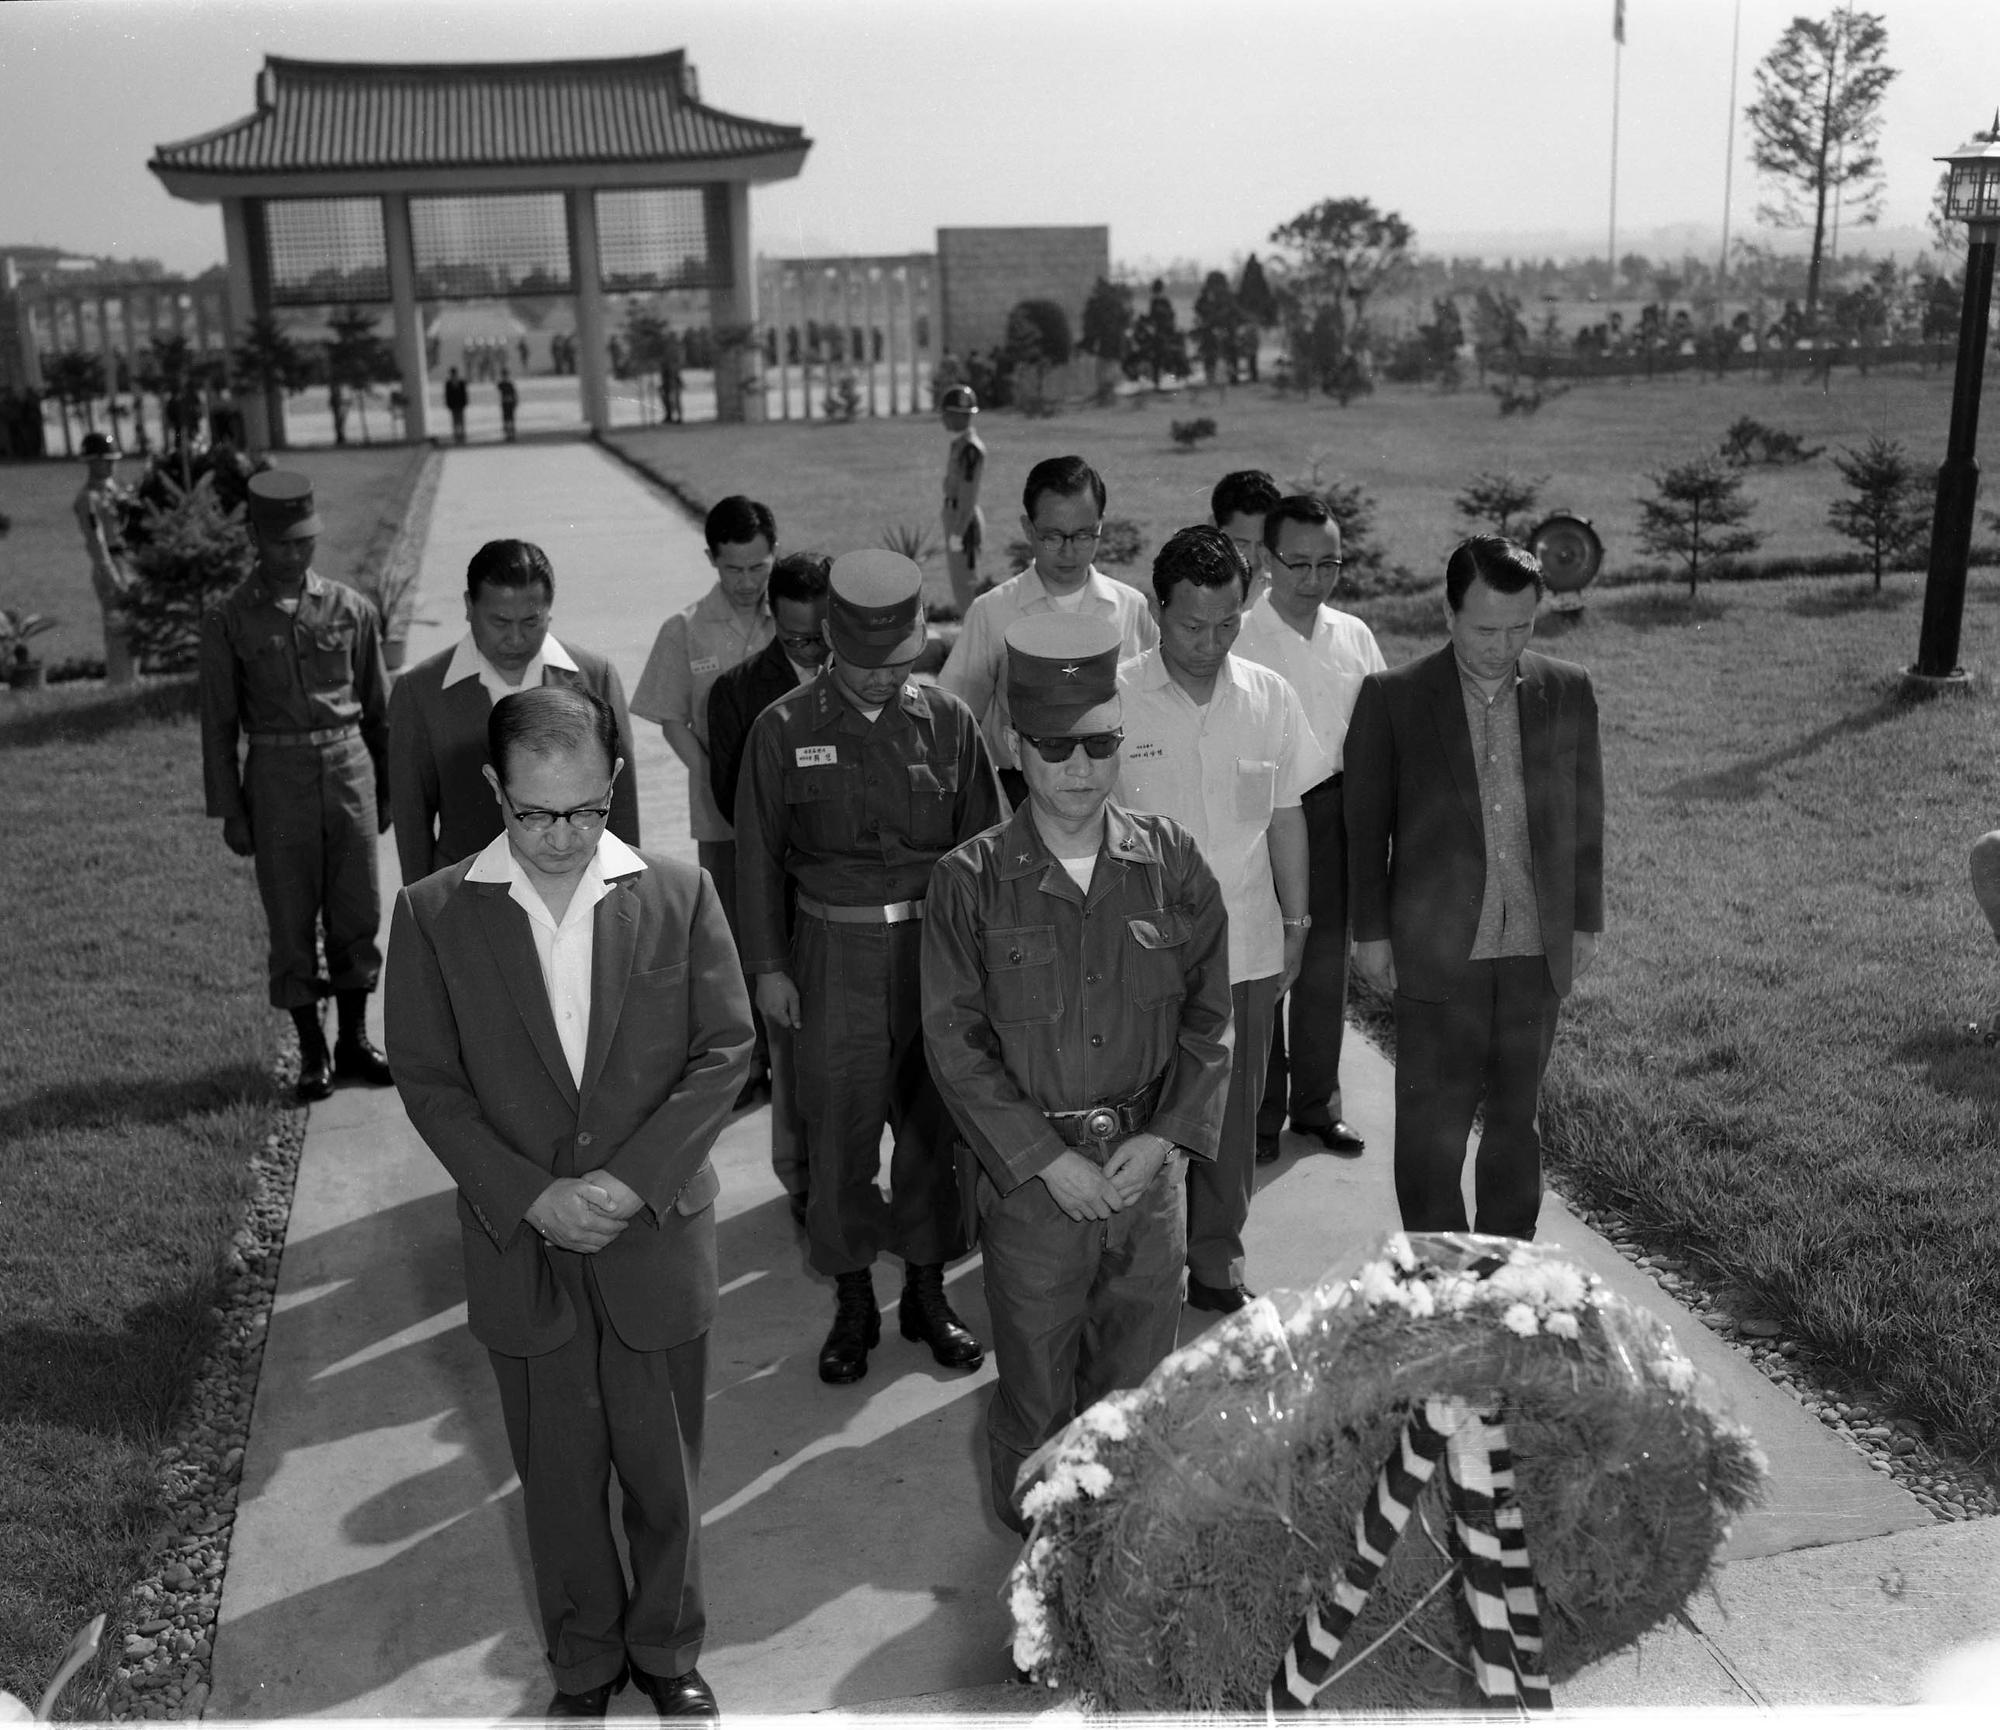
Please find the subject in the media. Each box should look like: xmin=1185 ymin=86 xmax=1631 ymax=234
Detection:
xmin=827 ymin=549 xmax=928 ymax=666
xmin=246 ymin=471 xmax=322 ymax=540
xmin=1004 ymin=613 xmax=1123 ymax=735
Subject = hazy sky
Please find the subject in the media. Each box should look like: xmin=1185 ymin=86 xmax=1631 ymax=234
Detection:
xmin=4 ymin=0 xmax=1997 ymax=277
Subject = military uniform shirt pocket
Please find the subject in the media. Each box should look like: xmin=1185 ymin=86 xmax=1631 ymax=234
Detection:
xmin=980 ymin=924 xmax=1063 ymax=1026
xmin=1126 ymin=905 xmax=1194 ymax=1008
xmin=304 ymin=624 xmax=355 ymax=691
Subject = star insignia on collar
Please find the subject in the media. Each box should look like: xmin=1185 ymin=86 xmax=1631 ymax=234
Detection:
xmin=1059 ymin=663 xmax=1080 ymax=678
xmin=1016 ymin=851 xmax=1031 ymax=864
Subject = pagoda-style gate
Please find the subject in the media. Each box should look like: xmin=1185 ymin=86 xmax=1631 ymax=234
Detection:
xmin=150 ymin=50 xmax=809 ymax=447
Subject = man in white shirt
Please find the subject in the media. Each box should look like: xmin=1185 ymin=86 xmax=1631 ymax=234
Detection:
xmin=387 ymin=685 xmax=751 ymax=1722
xmin=1234 ymin=495 xmax=1387 ymax=1161
xmin=388 ymin=539 xmax=639 ymax=886
xmin=1114 ymin=526 xmax=1330 ymax=1313
xmin=939 ymin=454 xmax=1157 ymax=808
xmin=1210 ymin=467 xmax=1281 ymax=603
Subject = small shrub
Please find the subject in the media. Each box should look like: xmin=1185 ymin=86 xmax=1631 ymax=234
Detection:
xmin=881 ymin=522 xmax=940 ymax=565
xmin=1454 ymin=470 xmax=1549 ymax=538
xmin=1636 ymin=456 xmax=1761 ymax=597
xmin=1095 ymin=519 xmax=1146 ymax=567
xmin=121 ymin=474 xmax=256 ymax=673
xmin=1828 ymin=435 xmax=1929 ymax=592
xmin=1169 ymin=416 xmax=1218 ymax=450
xmin=1493 ymin=379 xmax=1568 ymax=416
xmin=1719 ymin=416 xmax=1825 ymax=467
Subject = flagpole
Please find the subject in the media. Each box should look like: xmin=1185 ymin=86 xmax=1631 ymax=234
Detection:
xmin=1719 ymin=0 xmax=1741 ymax=292
xmin=1608 ymin=15 xmax=1623 ymax=289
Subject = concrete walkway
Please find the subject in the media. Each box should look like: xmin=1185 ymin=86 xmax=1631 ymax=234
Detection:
xmin=207 ymin=440 xmax=1998 ymax=1721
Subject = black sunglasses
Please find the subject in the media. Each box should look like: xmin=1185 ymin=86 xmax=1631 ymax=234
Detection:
xmin=1019 ymin=729 xmax=1124 ymax=764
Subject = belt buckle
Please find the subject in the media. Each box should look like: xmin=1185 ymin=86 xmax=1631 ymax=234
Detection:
xmin=1081 ymin=1106 xmax=1120 ymax=1144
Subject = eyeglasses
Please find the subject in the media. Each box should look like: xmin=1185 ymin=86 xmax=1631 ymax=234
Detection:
xmin=1033 ymin=526 xmax=1103 ymax=554
xmin=1273 ymin=554 xmax=1346 ymax=579
xmin=1018 ymin=729 xmax=1124 ymax=763
xmin=500 ymin=784 xmax=616 ymax=834
xmin=777 ymin=629 xmax=828 ymax=654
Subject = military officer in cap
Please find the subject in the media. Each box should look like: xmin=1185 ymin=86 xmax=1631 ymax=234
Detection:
xmin=736 ymin=550 xmax=1004 ymax=1384
xmin=921 ymin=614 xmax=1233 ymax=1534
xmin=199 ymin=470 xmax=395 ymax=1102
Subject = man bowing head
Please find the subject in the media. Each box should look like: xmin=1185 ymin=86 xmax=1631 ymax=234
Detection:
xmin=386 ymin=684 xmax=751 ymax=1720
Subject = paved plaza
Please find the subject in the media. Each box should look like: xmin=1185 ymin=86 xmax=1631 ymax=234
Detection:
xmin=202 ymin=441 xmax=1998 ymax=1721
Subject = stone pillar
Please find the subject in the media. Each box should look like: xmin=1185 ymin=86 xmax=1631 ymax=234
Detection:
xmin=771 ymin=266 xmax=792 ymax=421
xmin=566 ymin=190 xmax=610 ymax=434
xmin=381 ymin=193 xmax=430 ymax=442
xmin=705 ymin=180 xmax=763 ymax=423
xmin=220 ymin=197 xmax=273 ymax=453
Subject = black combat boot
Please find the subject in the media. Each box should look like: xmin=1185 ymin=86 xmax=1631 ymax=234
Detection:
xmin=332 ymin=989 xmax=395 ymax=1086
xmin=818 ymin=1270 xmax=881 ymax=1384
xmin=899 ymin=1262 xmax=984 ymax=1371
xmin=292 ymin=1006 xmax=333 ymax=1103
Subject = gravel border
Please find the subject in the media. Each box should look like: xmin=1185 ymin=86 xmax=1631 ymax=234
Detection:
xmin=1562 ymin=1191 xmax=2000 ymax=1525
xmin=98 ymin=1047 xmax=308 ymax=1723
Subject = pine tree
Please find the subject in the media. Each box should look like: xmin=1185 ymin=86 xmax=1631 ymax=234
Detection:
xmin=1829 ymin=434 xmax=1928 ymax=589
xmin=1637 ymin=457 xmax=1762 ymax=595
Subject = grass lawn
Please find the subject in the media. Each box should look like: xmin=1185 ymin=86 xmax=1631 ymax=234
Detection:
xmin=607 ymin=366 xmax=1996 ymax=605
xmin=1350 ymin=571 xmax=2000 ymax=1467
xmin=0 ymin=447 xmax=426 ymax=1710
xmin=0 ymin=443 xmax=430 ymax=669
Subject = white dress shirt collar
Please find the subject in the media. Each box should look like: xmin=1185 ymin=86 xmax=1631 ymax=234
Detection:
xmin=443 ymin=631 xmax=580 ymax=704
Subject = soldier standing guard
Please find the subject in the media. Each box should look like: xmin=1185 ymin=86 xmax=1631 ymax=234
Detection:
xmin=922 ymin=614 xmax=1234 ymax=1534
xmin=939 ymin=384 xmax=987 ymax=612
xmin=199 ymin=471 xmax=395 ymax=1103
xmin=736 ymin=551 xmax=1003 ymax=1384
xmin=73 ymin=431 xmax=138 ymax=685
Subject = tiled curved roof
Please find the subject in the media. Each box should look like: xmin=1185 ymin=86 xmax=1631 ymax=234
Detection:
xmin=151 ymin=52 xmax=808 ymax=177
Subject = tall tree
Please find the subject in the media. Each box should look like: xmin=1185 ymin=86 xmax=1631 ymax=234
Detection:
xmin=1125 ymin=280 xmax=1187 ymax=390
xmin=231 ymin=314 xmax=311 ymax=450
xmin=1744 ymin=7 xmax=1897 ymax=329
xmin=1002 ymin=298 xmax=1074 ymax=411
xmin=1266 ymin=197 xmax=1414 ymax=397
xmin=1191 ymin=271 xmax=1240 ymax=383
xmin=1078 ymin=277 xmax=1134 ymax=402
xmin=1234 ymin=254 xmax=1277 ymax=381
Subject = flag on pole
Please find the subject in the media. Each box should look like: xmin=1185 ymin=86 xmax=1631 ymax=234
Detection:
xmin=1614 ymin=0 xmax=1626 ymax=45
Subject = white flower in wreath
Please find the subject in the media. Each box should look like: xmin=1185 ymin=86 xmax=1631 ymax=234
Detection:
xmin=1501 ymin=1302 xmax=1542 ymax=1337
xmin=1545 ymin=1311 xmax=1581 ymax=1340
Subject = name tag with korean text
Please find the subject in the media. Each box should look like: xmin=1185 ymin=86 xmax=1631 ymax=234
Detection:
xmin=690 ymin=655 xmax=721 ymax=675
xmin=795 ymin=744 xmax=839 ymax=768
xmin=1125 ymin=737 xmax=1169 ymax=761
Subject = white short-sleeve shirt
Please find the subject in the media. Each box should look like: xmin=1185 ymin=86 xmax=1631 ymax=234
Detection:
xmin=1232 ymin=595 xmax=1387 ymax=773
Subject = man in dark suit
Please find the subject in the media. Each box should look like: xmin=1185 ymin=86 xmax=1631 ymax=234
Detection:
xmin=1344 ymin=534 xmax=1604 ymax=1240
xmin=388 ymin=539 xmax=639 ymax=886
xmin=387 ymin=685 xmax=751 ymax=1721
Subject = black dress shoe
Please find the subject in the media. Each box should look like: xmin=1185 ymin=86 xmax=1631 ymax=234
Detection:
xmin=819 ymin=1271 xmax=880 ymax=1383
xmin=1299 ymin=1118 xmax=1366 ymax=1156
xmin=1254 ymin=1131 xmax=1281 ymax=1165
xmin=296 ymin=1046 xmax=334 ymax=1104
xmin=631 ymin=1664 xmax=719 ymax=1719
xmin=332 ymin=1035 xmax=395 ymax=1087
xmin=547 ymin=1665 xmax=627 ymax=1719
xmin=899 ymin=1263 xmax=985 ymax=1370
xmin=1186 ymin=1275 xmax=1252 ymax=1313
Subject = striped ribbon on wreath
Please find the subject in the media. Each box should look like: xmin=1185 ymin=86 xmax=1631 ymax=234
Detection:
xmin=1266 ymin=1394 xmax=1552 ymax=1715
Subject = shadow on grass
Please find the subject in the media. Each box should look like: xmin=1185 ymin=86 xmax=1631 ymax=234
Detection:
xmin=0 ymin=1063 xmax=273 ymax=1142
xmin=1661 ymin=689 xmax=1912 ymax=802
xmin=0 ymin=1279 xmax=219 ymax=1441
xmin=1600 ymin=585 xmax=1729 ymax=631
xmin=1787 ymin=583 xmax=1910 ymax=619
xmin=0 ymin=676 xmax=197 ymax=749
xmin=1891 ymin=1024 xmax=2000 ymax=1124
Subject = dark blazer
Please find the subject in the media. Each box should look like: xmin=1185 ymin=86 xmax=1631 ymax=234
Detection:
xmin=387 ymin=641 xmax=641 ymax=886
xmin=706 ymin=637 xmax=809 ymax=824
xmin=386 ymin=850 xmax=754 ymax=1357
xmin=1345 ymin=643 xmax=1603 ymax=1003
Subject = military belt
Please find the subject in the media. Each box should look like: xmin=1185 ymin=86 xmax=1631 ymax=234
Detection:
xmin=1046 ymin=1073 xmax=1168 ymax=1149
xmin=796 ymin=894 xmax=925 ymax=926
xmin=246 ymin=724 xmax=361 ymax=748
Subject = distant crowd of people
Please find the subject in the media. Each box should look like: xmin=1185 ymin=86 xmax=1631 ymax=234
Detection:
xmin=173 ymin=402 xmax=1605 ymax=1719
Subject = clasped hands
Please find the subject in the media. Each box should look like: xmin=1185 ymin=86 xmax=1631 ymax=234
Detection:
xmin=1037 ymin=1133 xmax=1175 ymax=1224
xmin=525 ymin=1167 xmax=645 ymax=1253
